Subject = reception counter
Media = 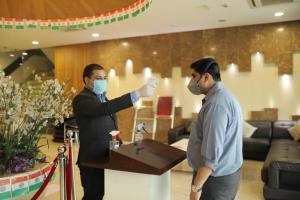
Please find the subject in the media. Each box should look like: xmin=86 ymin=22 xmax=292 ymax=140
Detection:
xmin=82 ymin=139 xmax=186 ymax=200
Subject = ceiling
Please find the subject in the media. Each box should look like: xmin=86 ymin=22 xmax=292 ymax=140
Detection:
xmin=0 ymin=0 xmax=138 ymax=19
xmin=0 ymin=0 xmax=300 ymax=52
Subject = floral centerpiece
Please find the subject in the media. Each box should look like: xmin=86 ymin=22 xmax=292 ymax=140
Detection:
xmin=0 ymin=72 xmax=75 ymax=175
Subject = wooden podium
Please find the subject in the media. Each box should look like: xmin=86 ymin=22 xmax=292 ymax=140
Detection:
xmin=82 ymin=139 xmax=186 ymax=200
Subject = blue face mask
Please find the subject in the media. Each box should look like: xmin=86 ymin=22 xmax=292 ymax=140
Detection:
xmin=93 ymin=80 xmax=107 ymax=95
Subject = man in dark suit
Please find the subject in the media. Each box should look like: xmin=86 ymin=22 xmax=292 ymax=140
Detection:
xmin=73 ymin=64 xmax=157 ymax=200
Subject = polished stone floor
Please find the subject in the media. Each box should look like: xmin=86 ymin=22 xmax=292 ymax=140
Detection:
xmin=37 ymin=134 xmax=264 ymax=200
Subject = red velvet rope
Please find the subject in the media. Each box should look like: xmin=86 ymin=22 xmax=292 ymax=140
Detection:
xmin=31 ymin=157 xmax=58 ymax=200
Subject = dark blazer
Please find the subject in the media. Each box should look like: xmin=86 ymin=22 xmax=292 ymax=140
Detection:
xmin=72 ymin=87 xmax=133 ymax=164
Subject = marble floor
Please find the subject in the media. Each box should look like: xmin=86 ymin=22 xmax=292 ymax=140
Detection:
xmin=37 ymin=134 xmax=264 ymax=200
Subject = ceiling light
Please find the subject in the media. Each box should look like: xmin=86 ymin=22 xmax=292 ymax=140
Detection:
xmin=9 ymin=54 xmax=15 ymax=57
xmin=22 ymin=52 xmax=28 ymax=56
xmin=274 ymin=12 xmax=284 ymax=17
xmin=152 ymin=51 xmax=157 ymax=55
xmin=197 ymin=5 xmax=209 ymax=10
xmin=92 ymin=33 xmax=100 ymax=37
xmin=32 ymin=40 xmax=39 ymax=45
xmin=221 ymin=3 xmax=229 ymax=8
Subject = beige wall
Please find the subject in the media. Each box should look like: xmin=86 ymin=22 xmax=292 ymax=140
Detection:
xmin=105 ymin=52 xmax=300 ymax=120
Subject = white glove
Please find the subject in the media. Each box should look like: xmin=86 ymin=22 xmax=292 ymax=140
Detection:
xmin=136 ymin=78 xmax=158 ymax=98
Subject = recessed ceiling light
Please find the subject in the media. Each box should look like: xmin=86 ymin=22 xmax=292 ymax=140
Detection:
xmin=92 ymin=33 xmax=100 ymax=37
xmin=152 ymin=51 xmax=157 ymax=55
xmin=274 ymin=12 xmax=284 ymax=17
xmin=122 ymin=42 xmax=128 ymax=47
xmin=218 ymin=19 xmax=226 ymax=22
xmin=197 ymin=5 xmax=209 ymax=10
xmin=221 ymin=3 xmax=229 ymax=8
xmin=22 ymin=52 xmax=28 ymax=56
xmin=9 ymin=54 xmax=15 ymax=57
xmin=32 ymin=40 xmax=39 ymax=45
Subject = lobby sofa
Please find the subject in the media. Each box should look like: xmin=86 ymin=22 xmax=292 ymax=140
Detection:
xmin=261 ymin=120 xmax=300 ymax=200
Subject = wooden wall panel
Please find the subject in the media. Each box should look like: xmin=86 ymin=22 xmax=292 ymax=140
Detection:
xmin=250 ymin=21 xmax=300 ymax=74
xmin=55 ymin=43 xmax=91 ymax=93
xmin=56 ymin=21 xmax=300 ymax=82
xmin=250 ymin=108 xmax=278 ymax=121
xmin=291 ymin=115 xmax=300 ymax=121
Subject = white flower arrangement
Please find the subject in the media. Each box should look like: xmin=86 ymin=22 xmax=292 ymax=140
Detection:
xmin=0 ymin=71 xmax=76 ymax=174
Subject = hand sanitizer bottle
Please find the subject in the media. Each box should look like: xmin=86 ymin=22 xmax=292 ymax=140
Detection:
xmin=109 ymin=131 xmax=120 ymax=150
xmin=134 ymin=129 xmax=143 ymax=146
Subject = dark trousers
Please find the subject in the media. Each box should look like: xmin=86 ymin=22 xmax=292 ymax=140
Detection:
xmin=193 ymin=168 xmax=241 ymax=200
xmin=79 ymin=166 xmax=104 ymax=200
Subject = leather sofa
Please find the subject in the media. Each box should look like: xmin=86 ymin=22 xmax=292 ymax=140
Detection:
xmin=168 ymin=119 xmax=192 ymax=145
xmin=261 ymin=120 xmax=300 ymax=200
xmin=243 ymin=120 xmax=272 ymax=161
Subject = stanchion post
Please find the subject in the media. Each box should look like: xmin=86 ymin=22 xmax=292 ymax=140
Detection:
xmin=74 ymin=130 xmax=79 ymax=146
xmin=58 ymin=145 xmax=66 ymax=200
xmin=67 ymin=130 xmax=77 ymax=200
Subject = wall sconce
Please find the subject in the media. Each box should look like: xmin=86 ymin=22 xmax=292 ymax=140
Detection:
xmin=280 ymin=74 xmax=292 ymax=90
xmin=122 ymin=42 xmax=129 ymax=47
xmin=185 ymin=76 xmax=191 ymax=86
xmin=164 ymin=78 xmax=169 ymax=86
xmin=143 ymin=67 xmax=152 ymax=79
xmin=125 ymin=59 xmax=133 ymax=75
xmin=109 ymin=69 xmax=116 ymax=78
xmin=227 ymin=63 xmax=238 ymax=75
xmin=276 ymin=27 xmax=284 ymax=32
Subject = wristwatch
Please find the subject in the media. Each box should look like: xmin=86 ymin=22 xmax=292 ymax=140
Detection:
xmin=191 ymin=184 xmax=202 ymax=193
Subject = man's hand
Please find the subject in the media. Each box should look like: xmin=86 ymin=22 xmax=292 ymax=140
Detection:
xmin=136 ymin=78 xmax=158 ymax=98
xmin=190 ymin=191 xmax=201 ymax=200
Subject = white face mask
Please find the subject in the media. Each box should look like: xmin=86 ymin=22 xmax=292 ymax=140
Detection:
xmin=187 ymin=78 xmax=201 ymax=95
